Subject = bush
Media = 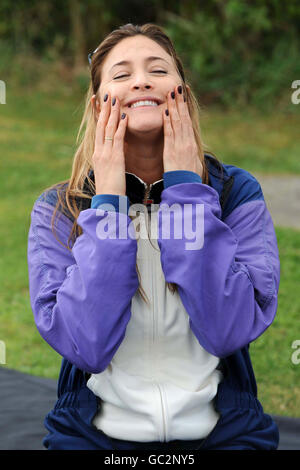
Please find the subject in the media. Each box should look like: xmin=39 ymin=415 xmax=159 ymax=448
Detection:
xmin=162 ymin=1 xmax=300 ymax=108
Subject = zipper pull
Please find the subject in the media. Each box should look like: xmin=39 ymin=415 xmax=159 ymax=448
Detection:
xmin=143 ymin=183 xmax=154 ymax=205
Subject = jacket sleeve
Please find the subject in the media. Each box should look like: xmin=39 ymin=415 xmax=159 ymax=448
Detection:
xmin=27 ymin=194 xmax=139 ymax=373
xmin=157 ymin=171 xmax=280 ymax=358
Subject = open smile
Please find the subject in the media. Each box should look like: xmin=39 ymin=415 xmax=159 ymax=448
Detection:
xmin=129 ymin=104 xmax=161 ymax=109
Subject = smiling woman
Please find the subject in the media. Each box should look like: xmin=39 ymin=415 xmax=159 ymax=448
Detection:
xmin=89 ymin=32 xmax=205 ymax=188
xmin=27 ymin=23 xmax=280 ymax=451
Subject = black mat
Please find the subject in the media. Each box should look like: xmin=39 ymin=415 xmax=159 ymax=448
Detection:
xmin=0 ymin=366 xmax=299 ymax=450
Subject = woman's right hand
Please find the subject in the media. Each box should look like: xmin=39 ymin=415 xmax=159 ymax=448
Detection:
xmin=92 ymin=92 xmax=128 ymax=196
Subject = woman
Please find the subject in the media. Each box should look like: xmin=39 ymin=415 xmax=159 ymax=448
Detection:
xmin=27 ymin=23 xmax=280 ymax=450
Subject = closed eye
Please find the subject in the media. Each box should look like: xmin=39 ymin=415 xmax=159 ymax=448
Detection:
xmin=113 ymin=71 xmax=167 ymax=80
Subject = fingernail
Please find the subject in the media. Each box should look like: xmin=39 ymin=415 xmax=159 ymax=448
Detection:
xmin=171 ymin=91 xmax=175 ymax=99
xmin=121 ymin=113 xmax=126 ymax=119
xmin=104 ymin=94 xmax=108 ymax=102
xmin=112 ymin=97 xmax=116 ymax=106
xmin=184 ymin=96 xmax=186 ymax=102
xmin=165 ymin=109 xmax=169 ymax=116
xmin=178 ymin=85 xmax=182 ymax=94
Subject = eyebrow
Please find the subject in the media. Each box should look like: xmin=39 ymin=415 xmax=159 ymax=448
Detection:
xmin=109 ymin=56 xmax=170 ymax=73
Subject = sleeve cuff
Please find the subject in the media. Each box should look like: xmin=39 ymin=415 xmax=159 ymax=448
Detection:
xmin=163 ymin=170 xmax=202 ymax=189
xmin=91 ymin=194 xmax=130 ymax=215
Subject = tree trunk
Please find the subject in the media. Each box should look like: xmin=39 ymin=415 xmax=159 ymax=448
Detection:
xmin=69 ymin=0 xmax=86 ymax=73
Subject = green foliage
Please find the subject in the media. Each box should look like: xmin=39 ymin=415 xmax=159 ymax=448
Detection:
xmin=0 ymin=0 xmax=299 ymax=107
xmin=163 ymin=0 xmax=300 ymax=108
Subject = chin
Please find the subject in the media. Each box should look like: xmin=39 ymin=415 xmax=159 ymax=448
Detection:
xmin=127 ymin=126 xmax=163 ymax=137
xmin=127 ymin=117 xmax=163 ymax=132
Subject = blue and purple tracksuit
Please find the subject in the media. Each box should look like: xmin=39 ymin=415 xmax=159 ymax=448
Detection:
xmin=27 ymin=154 xmax=280 ymax=450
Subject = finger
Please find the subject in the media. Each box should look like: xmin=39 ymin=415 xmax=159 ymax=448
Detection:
xmin=94 ymin=92 xmax=111 ymax=149
xmin=104 ymin=96 xmax=120 ymax=145
xmin=112 ymin=113 xmax=128 ymax=157
xmin=168 ymin=89 xmax=182 ymax=138
xmin=91 ymin=94 xmax=100 ymax=120
xmin=175 ymin=85 xmax=193 ymax=142
xmin=163 ymin=106 xmax=174 ymax=157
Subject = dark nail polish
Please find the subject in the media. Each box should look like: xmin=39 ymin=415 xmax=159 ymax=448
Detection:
xmin=178 ymin=85 xmax=182 ymax=94
xmin=121 ymin=113 xmax=126 ymax=119
xmin=171 ymin=91 xmax=175 ymax=99
xmin=104 ymin=94 xmax=108 ymax=102
xmin=112 ymin=97 xmax=116 ymax=106
xmin=165 ymin=109 xmax=169 ymax=116
xmin=184 ymin=96 xmax=186 ymax=102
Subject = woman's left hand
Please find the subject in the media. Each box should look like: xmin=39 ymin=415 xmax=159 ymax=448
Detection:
xmin=162 ymin=85 xmax=203 ymax=178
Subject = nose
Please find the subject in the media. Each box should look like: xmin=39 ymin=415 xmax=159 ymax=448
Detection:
xmin=131 ymin=74 xmax=152 ymax=91
xmin=133 ymin=83 xmax=151 ymax=90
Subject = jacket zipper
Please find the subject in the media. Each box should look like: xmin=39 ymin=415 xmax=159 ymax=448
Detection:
xmin=156 ymin=381 xmax=167 ymax=441
xmin=148 ymin=209 xmax=167 ymax=442
xmin=143 ymin=182 xmax=152 ymax=205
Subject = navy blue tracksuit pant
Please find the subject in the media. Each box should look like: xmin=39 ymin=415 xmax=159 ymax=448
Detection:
xmin=43 ymin=365 xmax=279 ymax=451
xmin=43 ymin=397 xmax=278 ymax=451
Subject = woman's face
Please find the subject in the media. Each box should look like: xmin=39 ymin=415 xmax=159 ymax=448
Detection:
xmin=95 ymin=35 xmax=182 ymax=135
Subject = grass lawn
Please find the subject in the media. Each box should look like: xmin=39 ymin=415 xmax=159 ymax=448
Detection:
xmin=0 ymin=85 xmax=300 ymax=417
xmin=201 ymin=103 xmax=300 ymax=175
xmin=250 ymin=227 xmax=300 ymax=417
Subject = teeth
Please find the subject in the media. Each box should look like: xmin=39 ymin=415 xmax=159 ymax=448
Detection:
xmin=131 ymin=100 xmax=158 ymax=108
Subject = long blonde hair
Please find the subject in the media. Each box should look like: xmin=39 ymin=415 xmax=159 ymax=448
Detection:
xmin=45 ymin=22 xmax=215 ymax=304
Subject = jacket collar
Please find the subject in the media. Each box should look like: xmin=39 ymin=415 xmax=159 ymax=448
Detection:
xmin=83 ymin=154 xmax=231 ymax=208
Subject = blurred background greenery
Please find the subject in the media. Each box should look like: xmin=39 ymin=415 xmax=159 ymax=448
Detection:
xmin=1 ymin=0 xmax=300 ymax=110
xmin=0 ymin=0 xmax=299 ymax=417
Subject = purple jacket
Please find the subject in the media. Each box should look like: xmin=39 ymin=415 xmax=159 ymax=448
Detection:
xmin=27 ymin=155 xmax=280 ymax=374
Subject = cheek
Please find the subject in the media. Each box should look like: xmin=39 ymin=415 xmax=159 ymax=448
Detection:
xmin=164 ymin=80 xmax=180 ymax=96
xmin=100 ymin=83 xmax=126 ymax=105
xmin=93 ymin=90 xmax=101 ymax=111
xmin=98 ymin=81 xmax=112 ymax=102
